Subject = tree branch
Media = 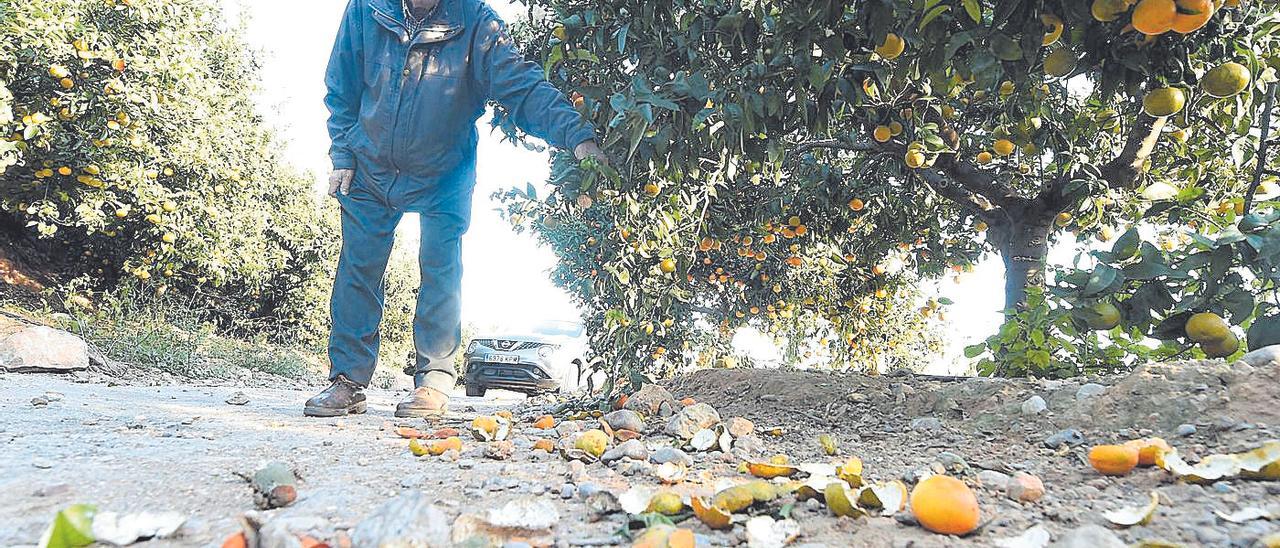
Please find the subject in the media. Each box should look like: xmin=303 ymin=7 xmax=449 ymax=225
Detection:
xmin=1245 ymin=82 xmax=1277 ymax=215
xmin=1099 ymin=113 xmax=1166 ymax=189
xmin=938 ymin=156 xmax=1021 ymax=206
xmin=787 ymin=139 xmax=878 ymax=158
xmin=913 ymin=166 xmax=998 ymax=219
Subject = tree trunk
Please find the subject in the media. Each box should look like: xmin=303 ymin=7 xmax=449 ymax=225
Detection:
xmin=988 ymin=207 xmax=1054 ymax=313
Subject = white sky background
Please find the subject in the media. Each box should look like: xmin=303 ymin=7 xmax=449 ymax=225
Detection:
xmin=219 ymin=0 xmax=1076 ymax=375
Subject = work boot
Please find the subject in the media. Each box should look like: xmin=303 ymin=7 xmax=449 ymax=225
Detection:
xmin=303 ymin=375 xmax=367 ymax=417
xmin=395 ymin=386 xmax=449 ymax=418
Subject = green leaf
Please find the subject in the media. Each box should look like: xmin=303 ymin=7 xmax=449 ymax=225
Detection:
xmin=1082 ymin=264 xmax=1123 ymax=297
xmin=963 ymin=343 xmax=986 ymax=358
xmin=919 ymin=4 xmax=950 ymax=30
xmin=962 ymin=0 xmax=982 ymax=23
xmin=1247 ymin=314 xmax=1280 ymax=351
xmin=617 ymin=22 xmax=630 ymax=54
xmin=39 ymin=504 xmax=96 ymax=548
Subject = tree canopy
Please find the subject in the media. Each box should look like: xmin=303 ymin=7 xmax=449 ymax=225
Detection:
xmin=497 ymin=0 xmax=1280 ymax=387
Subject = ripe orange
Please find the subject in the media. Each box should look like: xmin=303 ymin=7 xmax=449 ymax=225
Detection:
xmin=976 ymin=151 xmax=994 ymax=165
xmin=1132 ymin=0 xmax=1177 ymax=35
xmin=1171 ymin=0 xmax=1213 ymax=33
xmin=644 ymin=182 xmax=660 ymax=196
xmin=659 ymin=258 xmax=676 ymax=273
xmin=873 ymin=125 xmax=892 ymax=142
xmin=993 ymin=139 xmax=1015 ymax=156
xmin=1088 ymin=444 xmax=1140 ymax=475
xmin=910 ymin=475 xmax=981 ymax=535
xmin=875 ymin=33 xmax=905 ymax=60
xmin=904 ymin=149 xmax=927 ymax=169
xmin=848 ymin=198 xmax=865 ymax=211
xmin=1124 ymin=438 xmax=1171 ymax=466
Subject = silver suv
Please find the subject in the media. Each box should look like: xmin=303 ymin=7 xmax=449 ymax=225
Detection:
xmin=462 ymin=320 xmax=588 ymax=397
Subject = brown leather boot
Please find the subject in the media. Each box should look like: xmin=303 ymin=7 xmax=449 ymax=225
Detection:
xmin=394 ymin=386 xmax=449 ymax=418
xmin=303 ymin=375 xmax=367 ymax=417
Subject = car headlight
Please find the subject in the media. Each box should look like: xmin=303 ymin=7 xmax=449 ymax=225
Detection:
xmin=465 ymin=341 xmax=479 ymax=354
xmin=537 ymin=344 xmax=558 ymax=358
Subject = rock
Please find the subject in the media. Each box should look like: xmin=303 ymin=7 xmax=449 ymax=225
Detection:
xmin=650 ymin=447 xmax=693 ymax=467
xmin=577 ymin=483 xmax=602 ymax=498
xmin=452 ymin=497 xmax=558 ymax=546
xmin=484 ymin=441 xmax=515 ymax=460
xmin=225 ymin=392 xmax=250 ymax=406
xmin=624 ymin=384 xmax=679 ymax=417
xmin=351 ymin=491 xmax=451 ymax=547
xmin=248 ymin=513 xmax=330 ymax=548
xmin=91 ymin=511 xmax=186 ymax=545
xmin=1021 ymin=395 xmax=1047 ymax=415
xmin=555 ymin=421 xmax=582 ymax=439
xmin=730 ymin=435 xmax=765 ymax=459
xmin=664 ymin=403 xmax=721 ymax=440
xmin=1239 ymin=344 xmax=1280 ymax=367
xmin=1175 ymin=423 xmax=1197 ymax=437
xmin=559 ymin=483 xmax=575 ymax=499
xmin=602 ymin=410 xmax=645 ymax=433
xmin=1050 ymin=524 xmax=1125 ymax=548
xmin=1044 ymin=428 xmax=1085 ymax=449
xmin=31 ymin=395 xmax=49 ymax=407
xmin=934 ymin=452 xmax=968 ymax=474
xmin=976 ymin=470 xmax=1011 ymax=488
xmin=910 ymin=417 xmax=942 ymax=432
xmin=1007 ymin=472 xmax=1045 ymax=503
xmin=601 ymin=439 xmax=648 ymax=463
xmin=1075 ymin=383 xmax=1107 ymax=401
xmin=724 ymin=417 xmax=755 ymax=437
xmin=0 ymin=322 xmax=89 ymax=373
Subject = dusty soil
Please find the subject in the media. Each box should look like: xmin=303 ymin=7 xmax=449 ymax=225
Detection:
xmin=3 ymin=357 xmax=1279 ymax=547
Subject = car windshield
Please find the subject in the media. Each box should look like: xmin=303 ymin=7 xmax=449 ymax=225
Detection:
xmin=528 ymin=320 xmax=583 ymax=338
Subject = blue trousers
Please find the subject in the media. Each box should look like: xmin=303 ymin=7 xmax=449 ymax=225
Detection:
xmin=327 ymin=167 xmax=473 ymax=390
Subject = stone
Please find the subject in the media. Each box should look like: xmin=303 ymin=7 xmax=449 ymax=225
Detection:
xmin=1175 ymin=423 xmax=1197 ymax=437
xmin=1007 ymin=472 xmax=1045 ymax=503
xmin=601 ymin=439 xmax=648 ymax=463
xmin=724 ymin=417 xmax=755 ymax=437
xmin=601 ymin=410 xmax=645 ymax=433
xmin=556 ymin=421 xmax=583 ymax=438
xmin=910 ymin=417 xmax=942 ymax=432
xmin=1021 ymin=395 xmax=1047 ymax=415
xmin=976 ymin=470 xmax=1010 ymax=488
xmin=0 ymin=323 xmax=89 ymax=373
xmin=484 ymin=441 xmax=515 ymax=460
xmin=730 ymin=435 xmax=765 ymax=459
xmin=351 ymin=491 xmax=451 ymax=547
xmin=934 ymin=452 xmax=968 ymax=474
xmin=225 ymin=392 xmax=250 ymax=406
xmin=1239 ymin=344 xmax=1280 ymax=367
xmin=664 ymin=403 xmax=721 ymax=440
xmin=1044 ymin=428 xmax=1085 ymax=449
xmin=559 ymin=483 xmax=576 ymax=499
xmin=250 ymin=514 xmax=330 ymax=548
xmin=1075 ymin=383 xmax=1107 ymax=401
xmin=31 ymin=395 xmax=49 ymax=407
xmin=1050 ymin=524 xmax=1125 ymax=548
xmin=624 ymin=384 xmax=679 ymax=417
xmin=650 ymin=447 xmax=693 ymax=467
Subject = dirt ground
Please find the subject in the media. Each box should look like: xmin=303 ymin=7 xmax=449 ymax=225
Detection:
xmin=2 ymin=356 xmax=1279 ymax=547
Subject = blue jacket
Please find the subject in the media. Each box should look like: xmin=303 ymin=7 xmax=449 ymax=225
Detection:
xmin=324 ymin=0 xmax=594 ymax=204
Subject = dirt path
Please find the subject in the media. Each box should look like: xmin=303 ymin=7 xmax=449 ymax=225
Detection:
xmin=3 ymin=358 xmax=1280 ymax=547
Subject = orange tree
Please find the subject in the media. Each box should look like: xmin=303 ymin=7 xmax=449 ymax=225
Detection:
xmin=0 ymin=0 xmax=337 ymax=342
xmin=495 ymin=0 xmax=1279 ymax=383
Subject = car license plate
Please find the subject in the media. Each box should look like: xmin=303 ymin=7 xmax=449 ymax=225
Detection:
xmin=489 ymin=353 xmax=520 ymax=364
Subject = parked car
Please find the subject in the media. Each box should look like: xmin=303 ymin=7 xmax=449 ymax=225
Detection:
xmin=462 ymin=320 xmax=588 ymax=397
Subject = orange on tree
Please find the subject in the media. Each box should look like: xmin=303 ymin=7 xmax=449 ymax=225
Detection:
xmin=888 ymin=121 xmax=904 ymax=136
xmin=1142 ymin=87 xmax=1185 ymax=117
xmin=1171 ymin=0 xmax=1214 ymax=33
xmin=976 ymin=151 xmax=994 ymax=165
xmin=1132 ymin=0 xmax=1178 ymax=34
xmin=875 ymin=33 xmax=905 ymax=60
xmin=873 ymin=125 xmax=892 ymax=142
xmin=993 ymin=139 xmax=1015 ymax=156
xmin=1044 ymin=48 xmax=1077 ymax=77
xmin=910 ymin=475 xmax=981 ymax=535
xmin=1092 ymin=0 xmax=1130 ymax=22
xmin=904 ymin=149 xmax=926 ymax=169
xmin=848 ymin=198 xmax=865 ymax=211
xmin=1041 ymin=13 xmax=1065 ymax=45
xmin=1201 ymin=62 xmax=1250 ymax=98
xmin=1089 ymin=444 xmax=1140 ymax=475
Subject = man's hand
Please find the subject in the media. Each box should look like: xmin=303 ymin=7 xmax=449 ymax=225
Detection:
xmin=328 ymin=168 xmax=354 ymax=198
xmin=574 ymin=141 xmax=609 ymax=167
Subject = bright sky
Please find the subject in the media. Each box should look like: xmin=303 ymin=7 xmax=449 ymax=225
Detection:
xmin=220 ymin=0 xmax=1073 ymax=375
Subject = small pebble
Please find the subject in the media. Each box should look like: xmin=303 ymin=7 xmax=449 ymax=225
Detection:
xmin=559 ymin=483 xmax=576 ymax=499
xmin=1044 ymin=428 xmax=1085 ymax=449
xmin=910 ymin=417 xmax=942 ymax=432
xmin=577 ymin=482 xmax=601 ymax=498
xmin=1211 ymin=481 xmax=1232 ymax=494
xmin=1175 ymin=423 xmax=1197 ymax=437
xmin=1021 ymin=395 xmax=1047 ymax=415
xmin=1075 ymin=383 xmax=1107 ymax=401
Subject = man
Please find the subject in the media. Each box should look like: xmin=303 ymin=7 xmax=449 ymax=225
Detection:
xmin=304 ymin=0 xmax=603 ymax=418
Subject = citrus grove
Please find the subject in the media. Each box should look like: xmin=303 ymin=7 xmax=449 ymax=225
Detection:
xmin=495 ymin=0 xmax=1280 ymax=386
xmin=0 ymin=0 xmax=355 ymax=343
